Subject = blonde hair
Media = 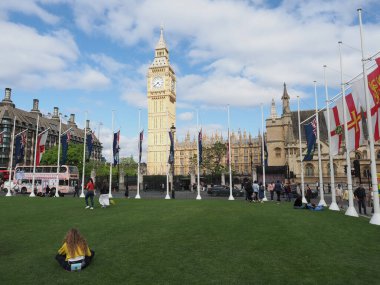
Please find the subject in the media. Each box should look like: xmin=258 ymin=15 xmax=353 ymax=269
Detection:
xmin=63 ymin=228 xmax=88 ymax=257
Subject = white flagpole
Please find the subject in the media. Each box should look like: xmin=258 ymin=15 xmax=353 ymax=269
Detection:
xmin=358 ymin=9 xmax=380 ymax=224
xmin=297 ymin=97 xmax=307 ymax=203
xmin=6 ymin=117 xmax=16 ymax=197
xmin=196 ymin=109 xmax=201 ymax=200
xmin=227 ymin=105 xmax=234 ymax=201
xmin=55 ymin=114 xmax=62 ymax=198
xmin=80 ymin=112 xmax=87 ymax=198
xmin=109 ymin=111 xmax=114 ymax=198
xmin=324 ymin=65 xmax=339 ymax=211
xmin=314 ymin=81 xmax=327 ymax=206
xmin=165 ymin=107 xmax=170 ymax=199
xmin=261 ymin=104 xmax=268 ymax=201
xmin=136 ymin=109 xmax=141 ymax=199
xmin=338 ymin=42 xmax=358 ymax=217
xmin=30 ymin=115 xmax=39 ymax=197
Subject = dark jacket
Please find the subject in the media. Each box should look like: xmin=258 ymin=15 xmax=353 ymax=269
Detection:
xmin=274 ymin=183 xmax=283 ymax=193
xmin=354 ymin=187 xmax=366 ymax=199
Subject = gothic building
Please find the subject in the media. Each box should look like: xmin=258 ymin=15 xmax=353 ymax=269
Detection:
xmin=266 ymin=83 xmax=380 ymax=186
xmin=0 ymin=88 xmax=102 ymax=168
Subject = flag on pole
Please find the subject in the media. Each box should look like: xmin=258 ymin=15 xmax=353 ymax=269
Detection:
xmin=15 ymin=132 xmax=27 ymax=163
xmin=324 ymin=98 xmax=343 ymax=156
xmin=352 ymin=57 xmax=380 ymax=141
xmin=61 ymin=132 xmax=71 ymax=165
xmin=198 ymin=129 xmax=202 ymax=165
xmin=261 ymin=136 xmax=268 ymax=167
xmin=86 ymin=132 xmax=94 ymax=161
xmin=113 ymin=130 xmax=120 ymax=166
xmin=344 ymin=93 xmax=364 ymax=152
xmin=303 ymin=118 xmax=317 ymax=161
xmin=36 ymin=131 xmax=48 ymax=166
xmin=139 ymin=130 xmax=143 ymax=163
xmin=168 ymin=131 xmax=174 ymax=164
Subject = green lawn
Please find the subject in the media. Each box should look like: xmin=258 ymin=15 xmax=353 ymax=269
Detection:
xmin=0 ymin=197 xmax=379 ymax=285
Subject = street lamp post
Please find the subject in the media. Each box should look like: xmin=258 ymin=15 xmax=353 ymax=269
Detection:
xmin=170 ymin=124 xmax=176 ymax=199
xmin=249 ymin=141 xmax=253 ymax=183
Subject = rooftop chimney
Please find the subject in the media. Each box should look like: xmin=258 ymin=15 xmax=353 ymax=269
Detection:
xmin=51 ymin=107 xmax=60 ymax=121
xmin=30 ymin=99 xmax=41 ymax=115
xmin=68 ymin=114 xmax=77 ymax=127
xmin=1 ymin=88 xmax=15 ymax=108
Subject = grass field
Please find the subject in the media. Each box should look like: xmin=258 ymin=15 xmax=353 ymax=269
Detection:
xmin=0 ymin=196 xmax=379 ymax=285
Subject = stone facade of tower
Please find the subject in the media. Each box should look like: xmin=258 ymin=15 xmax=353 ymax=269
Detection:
xmin=147 ymin=28 xmax=176 ymax=175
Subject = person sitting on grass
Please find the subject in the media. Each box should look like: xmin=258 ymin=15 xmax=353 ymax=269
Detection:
xmin=293 ymin=195 xmax=305 ymax=209
xmin=99 ymin=179 xmax=110 ymax=208
xmin=306 ymin=203 xmax=324 ymax=211
xmin=55 ymin=228 xmax=95 ymax=271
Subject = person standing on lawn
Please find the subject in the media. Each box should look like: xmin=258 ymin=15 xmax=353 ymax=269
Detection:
xmin=85 ymin=178 xmax=95 ymax=209
xmin=354 ymin=183 xmax=367 ymax=215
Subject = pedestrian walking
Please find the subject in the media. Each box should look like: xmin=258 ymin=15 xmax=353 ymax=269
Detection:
xmin=268 ymin=182 xmax=274 ymax=201
xmin=252 ymin=180 xmax=259 ymax=202
xmin=84 ymin=178 xmax=95 ymax=210
xmin=243 ymin=178 xmax=253 ymax=202
xmin=274 ymin=180 xmax=282 ymax=202
xmin=305 ymin=184 xmax=312 ymax=203
xmin=354 ymin=184 xmax=367 ymax=215
xmin=335 ymin=184 xmax=343 ymax=209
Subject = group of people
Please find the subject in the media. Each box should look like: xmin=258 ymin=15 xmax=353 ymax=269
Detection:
xmin=244 ymin=180 xmax=294 ymax=203
xmin=243 ymin=178 xmax=266 ymax=203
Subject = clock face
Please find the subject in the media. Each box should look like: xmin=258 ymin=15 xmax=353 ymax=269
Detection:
xmin=152 ymin=76 xmax=164 ymax=89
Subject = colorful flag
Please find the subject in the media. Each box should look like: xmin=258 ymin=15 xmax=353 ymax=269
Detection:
xmin=303 ymin=118 xmax=317 ymax=161
xmin=86 ymin=132 xmax=94 ymax=161
xmin=113 ymin=131 xmax=120 ymax=166
xmin=198 ymin=129 xmax=202 ymax=165
xmin=352 ymin=57 xmax=380 ymax=141
xmin=168 ymin=131 xmax=174 ymax=164
xmin=344 ymin=93 xmax=364 ymax=152
xmin=139 ymin=130 xmax=143 ymax=163
xmin=36 ymin=131 xmax=48 ymax=166
xmin=323 ymin=98 xmax=343 ymax=156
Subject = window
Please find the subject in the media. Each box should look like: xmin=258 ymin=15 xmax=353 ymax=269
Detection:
xmin=362 ymin=150 xmax=367 ymax=159
xmin=355 ymin=152 xmax=361 ymax=159
xmin=327 ymin=163 xmax=337 ymax=176
xmin=377 ymin=151 xmax=380 ymax=160
xmin=275 ymin=147 xmax=281 ymax=158
xmin=305 ymin=163 xmax=314 ymax=177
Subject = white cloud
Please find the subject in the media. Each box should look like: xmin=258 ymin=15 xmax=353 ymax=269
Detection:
xmin=178 ymin=112 xmax=194 ymax=121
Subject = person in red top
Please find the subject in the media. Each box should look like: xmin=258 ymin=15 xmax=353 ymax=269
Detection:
xmin=85 ymin=178 xmax=95 ymax=209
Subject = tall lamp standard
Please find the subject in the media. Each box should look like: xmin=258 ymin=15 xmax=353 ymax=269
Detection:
xmin=249 ymin=141 xmax=253 ymax=183
xmin=170 ymin=124 xmax=176 ymax=198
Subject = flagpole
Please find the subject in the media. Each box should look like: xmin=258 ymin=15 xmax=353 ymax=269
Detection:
xmin=261 ymin=104 xmax=268 ymax=201
xmin=323 ymin=66 xmax=339 ymax=211
xmin=109 ymin=110 xmax=114 ymax=199
xmin=196 ymin=109 xmax=201 ymax=200
xmin=136 ymin=109 xmax=141 ymax=199
xmin=297 ymin=97 xmax=307 ymax=203
xmin=30 ymin=115 xmax=39 ymax=197
xmin=80 ymin=112 xmax=87 ymax=198
xmin=165 ymin=107 xmax=170 ymax=199
xmin=54 ymin=114 xmax=62 ymax=198
xmin=358 ymin=9 xmax=380 ymax=224
xmin=6 ymin=117 xmax=16 ymax=197
xmin=314 ymin=81 xmax=327 ymax=206
xmin=227 ymin=105 xmax=234 ymax=201
xmin=338 ymin=42 xmax=358 ymax=217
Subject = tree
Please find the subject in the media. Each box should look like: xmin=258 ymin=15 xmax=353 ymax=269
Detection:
xmin=119 ymin=155 xmax=138 ymax=176
xmin=202 ymin=141 xmax=227 ymax=176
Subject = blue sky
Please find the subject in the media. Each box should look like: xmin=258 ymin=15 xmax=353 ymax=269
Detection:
xmin=1 ymin=0 xmax=380 ymax=162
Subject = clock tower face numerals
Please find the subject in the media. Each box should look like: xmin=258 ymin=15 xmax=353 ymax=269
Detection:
xmin=152 ymin=76 xmax=164 ymax=89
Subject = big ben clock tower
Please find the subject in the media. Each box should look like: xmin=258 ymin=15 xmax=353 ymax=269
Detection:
xmin=147 ymin=27 xmax=176 ymax=175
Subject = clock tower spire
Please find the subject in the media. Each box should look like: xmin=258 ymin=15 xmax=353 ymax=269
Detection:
xmin=147 ymin=27 xmax=176 ymax=175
